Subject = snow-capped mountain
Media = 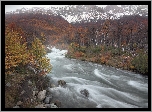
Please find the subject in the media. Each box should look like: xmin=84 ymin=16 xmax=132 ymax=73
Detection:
xmin=5 ymin=5 xmax=148 ymax=23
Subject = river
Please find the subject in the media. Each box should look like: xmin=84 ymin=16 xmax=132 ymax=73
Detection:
xmin=46 ymin=47 xmax=148 ymax=108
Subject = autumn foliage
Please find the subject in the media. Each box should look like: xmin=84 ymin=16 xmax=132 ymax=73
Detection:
xmin=5 ymin=24 xmax=30 ymax=71
xmin=5 ymin=23 xmax=52 ymax=75
xmin=5 ymin=7 xmax=148 ymax=75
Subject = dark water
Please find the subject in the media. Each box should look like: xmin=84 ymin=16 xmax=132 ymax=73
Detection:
xmin=46 ymin=47 xmax=148 ymax=108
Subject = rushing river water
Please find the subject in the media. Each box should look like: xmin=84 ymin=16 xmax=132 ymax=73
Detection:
xmin=46 ymin=47 xmax=148 ymax=108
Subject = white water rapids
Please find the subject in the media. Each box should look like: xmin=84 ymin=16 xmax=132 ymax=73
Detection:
xmin=46 ymin=47 xmax=148 ymax=108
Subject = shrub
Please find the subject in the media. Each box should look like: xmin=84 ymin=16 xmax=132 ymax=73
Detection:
xmin=92 ymin=46 xmax=102 ymax=54
xmin=111 ymin=48 xmax=123 ymax=56
xmin=130 ymin=65 xmax=135 ymax=70
xmin=74 ymin=51 xmax=84 ymax=57
xmin=81 ymin=58 xmax=86 ymax=61
xmin=131 ymin=52 xmax=148 ymax=74
xmin=5 ymin=25 xmax=30 ymax=73
xmin=78 ymin=46 xmax=86 ymax=53
xmin=30 ymin=37 xmax=52 ymax=74
xmin=100 ymin=57 xmax=106 ymax=64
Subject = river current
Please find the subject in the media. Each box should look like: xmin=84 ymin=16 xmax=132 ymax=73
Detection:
xmin=46 ymin=47 xmax=148 ymax=108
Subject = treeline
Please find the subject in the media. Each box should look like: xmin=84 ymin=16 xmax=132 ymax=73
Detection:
xmin=5 ymin=12 xmax=71 ymax=46
xmin=65 ymin=15 xmax=148 ymax=75
xmin=5 ymin=11 xmax=148 ymax=75
xmin=70 ymin=15 xmax=148 ymax=52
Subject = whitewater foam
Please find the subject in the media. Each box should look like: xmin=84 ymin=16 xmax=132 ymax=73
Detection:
xmin=127 ymin=80 xmax=148 ymax=92
xmin=94 ymin=69 xmax=112 ymax=85
xmin=63 ymin=64 xmax=73 ymax=71
xmin=46 ymin=47 xmax=67 ymax=60
xmin=46 ymin=46 xmax=148 ymax=108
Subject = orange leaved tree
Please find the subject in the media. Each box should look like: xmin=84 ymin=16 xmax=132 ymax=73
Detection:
xmin=5 ymin=24 xmax=30 ymax=74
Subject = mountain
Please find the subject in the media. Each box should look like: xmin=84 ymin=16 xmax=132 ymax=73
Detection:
xmin=5 ymin=5 xmax=148 ymax=50
xmin=5 ymin=5 xmax=148 ymax=23
xmin=54 ymin=5 xmax=148 ymax=23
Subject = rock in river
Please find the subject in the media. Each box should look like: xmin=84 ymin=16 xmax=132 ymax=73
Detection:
xmin=58 ymin=80 xmax=66 ymax=87
xmin=37 ymin=90 xmax=46 ymax=101
xmin=50 ymin=103 xmax=58 ymax=108
xmin=45 ymin=103 xmax=58 ymax=108
xmin=13 ymin=105 xmax=20 ymax=108
xmin=44 ymin=96 xmax=52 ymax=104
xmin=54 ymin=100 xmax=61 ymax=108
xmin=80 ymin=89 xmax=89 ymax=98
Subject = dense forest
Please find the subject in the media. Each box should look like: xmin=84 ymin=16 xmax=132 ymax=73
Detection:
xmin=5 ymin=5 xmax=148 ymax=75
xmin=5 ymin=5 xmax=148 ymax=108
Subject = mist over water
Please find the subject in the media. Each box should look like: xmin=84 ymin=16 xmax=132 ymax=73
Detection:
xmin=46 ymin=47 xmax=148 ymax=108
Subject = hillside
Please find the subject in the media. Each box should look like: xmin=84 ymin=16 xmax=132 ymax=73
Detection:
xmin=5 ymin=5 xmax=148 ymax=75
xmin=5 ymin=12 xmax=74 ymax=46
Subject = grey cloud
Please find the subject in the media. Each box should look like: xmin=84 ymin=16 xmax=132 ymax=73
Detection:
xmin=5 ymin=5 xmax=26 ymax=12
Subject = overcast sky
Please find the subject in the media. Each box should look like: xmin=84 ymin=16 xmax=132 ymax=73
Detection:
xmin=5 ymin=5 xmax=107 ymax=13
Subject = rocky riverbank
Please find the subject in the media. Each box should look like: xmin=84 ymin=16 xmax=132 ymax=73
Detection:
xmin=6 ymin=74 xmax=60 ymax=108
xmin=9 ymin=74 xmax=62 ymax=108
xmin=10 ymin=75 xmax=90 ymax=108
xmin=5 ymin=64 xmax=77 ymax=108
xmin=5 ymin=63 xmax=62 ymax=108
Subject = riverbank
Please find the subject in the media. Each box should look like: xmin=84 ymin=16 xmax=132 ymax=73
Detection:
xmin=5 ymin=65 xmax=61 ymax=108
xmin=41 ymin=47 xmax=148 ymax=108
xmin=5 ymin=46 xmax=147 ymax=108
xmin=65 ymin=44 xmax=148 ymax=76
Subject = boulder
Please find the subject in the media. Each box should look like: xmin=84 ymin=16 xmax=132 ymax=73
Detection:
xmin=28 ymin=80 xmax=32 ymax=86
xmin=6 ymin=82 xmax=11 ymax=87
xmin=50 ymin=84 xmax=56 ymax=88
xmin=31 ymin=98 xmax=33 ymax=102
xmin=80 ymin=89 xmax=89 ymax=97
xmin=44 ymin=103 xmax=58 ymax=108
xmin=54 ymin=100 xmax=61 ymax=108
xmin=33 ymin=86 xmax=38 ymax=91
xmin=33 ymin=91 xmax=38 ymax=97
xmin=13 ymin=105 xmax=20 ymax=108
xmin=44 ymin=96 xmax=52 ymax=104
xmin=35 ymin=91 xmax=39 ymax=95
xmin=35 ymin=104 xmax=45 ymax=108
xmin=50 ymin=103 xmax=58 ymax=108
xmin=44 ymin=104 xmax=51 ymax=108
xmin=16 ymin=101 xmax=23 ymax=106
xmin=46 ymin=49 xmax=52 ymax=53
xmin=51 ymin=104 xmax=58 ymax=108
xmin=58 ymin=80 xmax=66 ymax=87
xmin=48 ymin=93 xmax=53 ymax=97
xmin=46 ymin=89 xmax=51 ymax=95
xmin=20 ymin=90 xmax=25 ymax=95
xmin=27 ymin=65 xmax=37 ymax=74
xmin=32 ymin=91 xmax=36 ymax=97
xmin=37 ymin=90 xmax=46 ymax=101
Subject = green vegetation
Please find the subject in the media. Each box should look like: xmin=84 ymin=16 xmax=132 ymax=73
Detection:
xmin=131 ymin=50 xmax=148 ymax=74
xmin=66 ymin=43 xmax=148 ymax=75
xmin=30 ymin=37 xmax=52 ymax=73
